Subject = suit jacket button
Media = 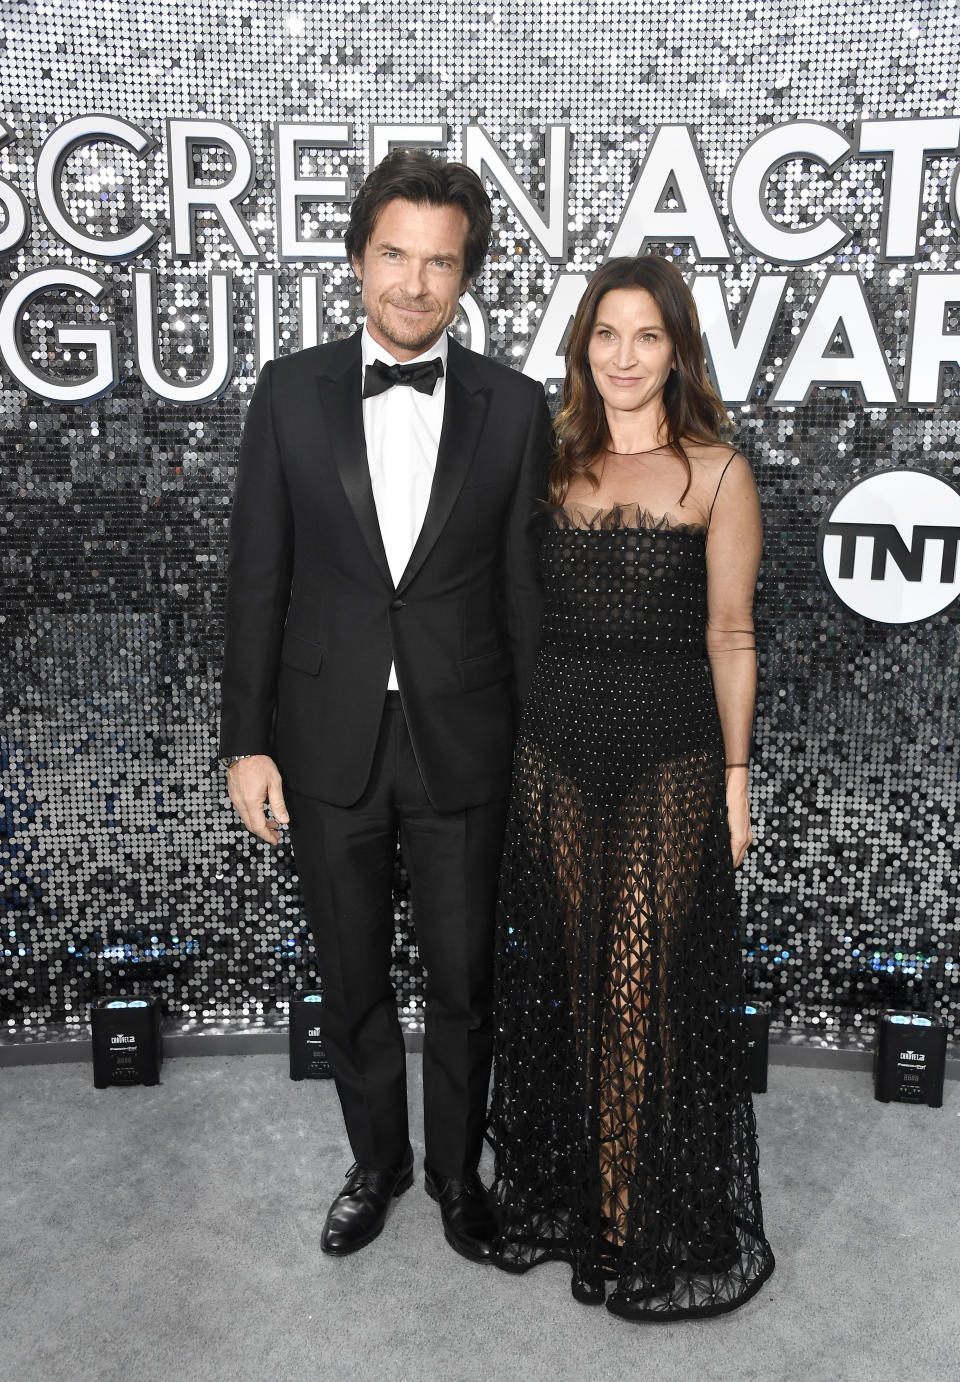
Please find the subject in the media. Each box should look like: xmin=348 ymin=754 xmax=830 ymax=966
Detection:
xmin=390 ymin=598 xmax=405 ymax=611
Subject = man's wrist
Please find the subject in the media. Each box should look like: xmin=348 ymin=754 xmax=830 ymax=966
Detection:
xmin=219 ymin=753 xmax=256 ymax=769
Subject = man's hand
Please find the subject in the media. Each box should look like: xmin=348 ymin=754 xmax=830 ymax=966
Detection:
xmin=227 ymin=754 xmax=289 ymax=845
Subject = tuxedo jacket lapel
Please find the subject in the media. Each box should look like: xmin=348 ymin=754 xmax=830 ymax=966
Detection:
xmin=314 ymin=333 xmax=393 ymax=588
xmin=396 ymin=337 xmax=490 ymax=596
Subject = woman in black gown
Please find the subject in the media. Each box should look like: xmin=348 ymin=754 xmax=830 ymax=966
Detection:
xmin=487 ymin=255 xmax=775 ymax=1319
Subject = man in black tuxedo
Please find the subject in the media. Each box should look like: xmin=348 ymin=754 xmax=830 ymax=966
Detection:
xmin=219 ymin=151 xmax=550 ymax=1261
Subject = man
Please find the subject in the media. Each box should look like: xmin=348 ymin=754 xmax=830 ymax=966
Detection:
xmin=219 ymin=150 xmax=550 ymax=1261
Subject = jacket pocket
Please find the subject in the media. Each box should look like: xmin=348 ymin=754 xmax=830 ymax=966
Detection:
xmin=280 ymin=632 xmax=323 ymax=675
xmin=457 ymin=648 xmax=510 ymax=691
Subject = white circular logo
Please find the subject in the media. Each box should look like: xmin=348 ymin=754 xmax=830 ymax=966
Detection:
xmin=817 ymin=469 xmax=960 ymax=624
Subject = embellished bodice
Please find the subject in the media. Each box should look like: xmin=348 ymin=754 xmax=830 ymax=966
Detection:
xmin=539 ymin=504 xmax=708 ymax=660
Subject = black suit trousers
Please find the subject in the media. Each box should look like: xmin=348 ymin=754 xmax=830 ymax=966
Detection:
xmin=286 ymin=698 xmax=506 ymax=1178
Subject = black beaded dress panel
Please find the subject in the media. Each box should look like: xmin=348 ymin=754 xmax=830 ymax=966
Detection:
xmin=487 ymin=488 xmax=775 ymax=1320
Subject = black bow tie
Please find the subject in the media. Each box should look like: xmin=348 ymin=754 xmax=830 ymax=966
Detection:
xmin=362 ymin=356 xmax=444 ymax=399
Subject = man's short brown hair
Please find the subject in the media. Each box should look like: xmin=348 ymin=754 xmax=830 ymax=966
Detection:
xmin=345 ymin=149 xmax=492 ymax=285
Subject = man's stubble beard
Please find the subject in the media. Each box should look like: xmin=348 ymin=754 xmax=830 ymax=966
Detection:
xmin=366 ymin=294 xmax=457 ymax=357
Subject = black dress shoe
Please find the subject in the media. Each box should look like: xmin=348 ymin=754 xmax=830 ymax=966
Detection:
xmin=681 ymin=1200 xmax=741 ymax=1273
xmin=571 ymin=1262 xmax=607 ymax=1305
xmin=321 ymin=1146 xmax=414 ymax=1256
xmin=570 ymin=1239 xmax=621 ymax=1304
xmin=423 ymin=1165 xmax=497 ymax=1263
xmin=606 ymin=1259 xmax=676 ymax=1316
xmin=682 ymin=1225 xmax=740 ymax=1274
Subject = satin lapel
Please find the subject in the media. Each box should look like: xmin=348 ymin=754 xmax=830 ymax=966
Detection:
xmin=396 ymin=343 xmax=490 ymax=596
xmin=315 ymin=334 xmax=393 ymax=588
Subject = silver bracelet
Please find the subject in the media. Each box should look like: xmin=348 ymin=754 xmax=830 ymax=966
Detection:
xmin=220 ymin=754 xmax=255 ymax=769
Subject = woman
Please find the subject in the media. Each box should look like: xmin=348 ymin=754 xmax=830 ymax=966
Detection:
xmin=487 ymin=255 xmax=775 ymax=1319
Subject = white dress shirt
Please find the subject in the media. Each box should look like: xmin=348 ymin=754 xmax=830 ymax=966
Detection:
xmin=361 ymin=323 xmax=448 ymax=690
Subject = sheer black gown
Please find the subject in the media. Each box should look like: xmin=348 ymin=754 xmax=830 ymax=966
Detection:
xmin=487 ymin=500 xmax=775 ymax=1320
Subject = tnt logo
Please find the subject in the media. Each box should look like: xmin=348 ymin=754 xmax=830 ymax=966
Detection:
xmin=818 ymin=470 xmax=960 ymax=623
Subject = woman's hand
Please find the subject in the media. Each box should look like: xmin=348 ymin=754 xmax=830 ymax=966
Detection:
xmin=725 ymin=766 xmax=752 ymax=868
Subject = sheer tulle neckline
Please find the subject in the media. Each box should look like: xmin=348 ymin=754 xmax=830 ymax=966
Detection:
xmin=604 ymin=445 xmax=672 ymax=457
xmin=547 ymin=500 xmax=707 ymax=537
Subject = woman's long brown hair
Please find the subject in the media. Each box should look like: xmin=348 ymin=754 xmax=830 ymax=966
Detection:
xmin=550 ymin=255 xmax=730 ymax=505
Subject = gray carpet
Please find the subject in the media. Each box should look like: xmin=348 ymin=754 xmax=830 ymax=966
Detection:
xmin=1 ymin=1054 xmax=955 ymax=1382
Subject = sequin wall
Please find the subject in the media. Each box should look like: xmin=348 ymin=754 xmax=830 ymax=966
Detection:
xmin=2 ymin=0 xmax=959 ymax=1043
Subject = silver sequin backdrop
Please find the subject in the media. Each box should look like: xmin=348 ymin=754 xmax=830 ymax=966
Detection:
xmin=1 ymin=0 xmax=958 ymax=1044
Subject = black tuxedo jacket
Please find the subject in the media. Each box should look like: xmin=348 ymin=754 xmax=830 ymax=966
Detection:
xmin=219 ymin=331 xmax=551 ymax=811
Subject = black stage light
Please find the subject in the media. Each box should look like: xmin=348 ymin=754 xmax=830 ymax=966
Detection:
xmin=289 ymin=991 xmax=333 ymax=1081
xmin=90 ymin=995 xmax=162 ymax=1088
xmin=874 ymin=1010 xmax=947 ymax=1107
xmin=743 ymin=1002 xmax=770 ymax=1094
